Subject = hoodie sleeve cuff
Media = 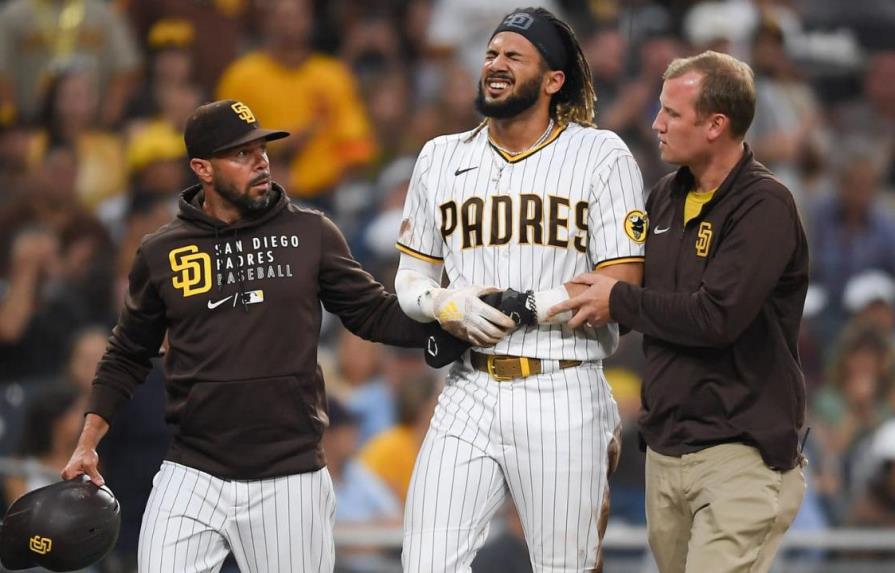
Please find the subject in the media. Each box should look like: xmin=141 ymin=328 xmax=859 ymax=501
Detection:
xmin=610 ymin=281 xmax=642 ymax=328
xmin=85 ymin=383 xmax=131 ymax=425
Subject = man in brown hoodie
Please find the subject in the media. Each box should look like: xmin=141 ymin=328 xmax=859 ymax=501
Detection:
xmin=61 ymin=100 xmax=449 ymax=573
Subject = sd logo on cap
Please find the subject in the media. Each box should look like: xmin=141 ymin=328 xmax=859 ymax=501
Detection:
xmin=183 ymin=99 xmax=290 ymax=159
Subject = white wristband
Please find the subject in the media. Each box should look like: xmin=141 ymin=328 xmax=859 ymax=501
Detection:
xmin=534 ymin=286 xmax=572 ymax=324
xmin=395 ymin=268 xmax=441 ymax=322
xmin=417 ymin=287 xmax=440 ymax=320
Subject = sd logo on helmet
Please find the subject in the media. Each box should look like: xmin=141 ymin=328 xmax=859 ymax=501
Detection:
xmin=0 ymin=477 xmax=120 ymax=571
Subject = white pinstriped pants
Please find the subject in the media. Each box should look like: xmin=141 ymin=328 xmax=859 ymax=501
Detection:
xmin=402 ymin=360 xmax=620 ymax=572
xmin=138 ymin=461 xmax=335 ymax=573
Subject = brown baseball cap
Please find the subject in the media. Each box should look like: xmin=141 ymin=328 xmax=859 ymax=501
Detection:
xmin=183 ymin=100 xmax=289 ymax=159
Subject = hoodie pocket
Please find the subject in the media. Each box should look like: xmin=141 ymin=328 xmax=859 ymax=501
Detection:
xmin=179 ymin=375 xmax=323 ymax=457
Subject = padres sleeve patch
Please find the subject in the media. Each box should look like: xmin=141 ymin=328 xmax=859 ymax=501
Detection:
xmin=624 ymin=210 xmax=648 ymax=243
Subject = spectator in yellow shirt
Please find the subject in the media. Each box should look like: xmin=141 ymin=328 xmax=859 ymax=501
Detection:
xmin=359 ymin=372 xmax=440 ymax=504
xmin=216 ymin=0 xmax=376 ymax=206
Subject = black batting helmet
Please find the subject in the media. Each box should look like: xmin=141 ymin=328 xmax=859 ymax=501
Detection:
xmin=0 ymin=477 xmax=121 ymax=571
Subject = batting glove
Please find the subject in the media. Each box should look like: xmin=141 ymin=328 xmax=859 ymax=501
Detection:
xmin=431 ymin=286 xmax=516 ymax=347
xmin=480 ymin=288 xmax=537 ymax=327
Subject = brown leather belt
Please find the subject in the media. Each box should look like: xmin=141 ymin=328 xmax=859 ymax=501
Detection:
xmin=470 ymin=351 xmax=582 ymax=381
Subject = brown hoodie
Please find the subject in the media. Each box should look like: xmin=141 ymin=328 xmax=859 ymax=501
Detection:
xmin=88 ymin=183 xmax=432 ymax=479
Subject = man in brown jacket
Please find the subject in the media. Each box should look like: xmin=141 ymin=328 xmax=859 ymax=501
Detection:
xmin=60 ymin=100 xmax=460 ymax=573
xmin=552 ymin=51 xmax=809 ymax=572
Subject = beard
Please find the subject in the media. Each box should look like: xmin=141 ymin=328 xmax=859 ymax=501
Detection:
xmin=213 ymin=173 xmax=274 ymax=217
xmin=474 ymin=72 xmax=543 ymax=119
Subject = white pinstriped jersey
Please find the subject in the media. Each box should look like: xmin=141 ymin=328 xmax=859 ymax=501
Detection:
xmin=397 ymin=122 xmax=646 ymax=361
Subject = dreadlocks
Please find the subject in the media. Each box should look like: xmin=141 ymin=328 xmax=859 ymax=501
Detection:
xmin=538 ymin=9 xmax=596 ymax=128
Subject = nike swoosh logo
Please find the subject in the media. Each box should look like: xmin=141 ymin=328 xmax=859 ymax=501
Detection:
xmin=654 ymin=226 xmax=671 ymax=234
xmin=454 ymin=166 xmax=478 ymax=176
xmin=207 ymin=295 xmax=234 ymax=309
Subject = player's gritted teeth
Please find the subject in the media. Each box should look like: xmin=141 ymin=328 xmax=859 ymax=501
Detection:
xmin=485 ymin=75 xmax=513 ymax=97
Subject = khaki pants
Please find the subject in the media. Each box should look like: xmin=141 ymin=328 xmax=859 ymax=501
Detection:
xmin=645 ymin=443 xmax=805 ymax=573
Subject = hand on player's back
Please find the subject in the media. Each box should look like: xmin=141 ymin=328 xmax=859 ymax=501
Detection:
xmin=432 ymin=286 xmax=516 ymax=347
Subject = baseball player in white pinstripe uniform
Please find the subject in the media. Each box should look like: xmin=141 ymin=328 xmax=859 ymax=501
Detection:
xmin=394 ymin=8 xmax=645 ymax=572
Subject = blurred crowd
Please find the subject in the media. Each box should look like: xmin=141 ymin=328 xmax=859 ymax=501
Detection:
xmin=0 ymin=0 xmax=894 ymax=571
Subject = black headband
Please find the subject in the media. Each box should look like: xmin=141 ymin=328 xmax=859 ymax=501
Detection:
xmin=491 ymin=10 xmax=568 ymax=71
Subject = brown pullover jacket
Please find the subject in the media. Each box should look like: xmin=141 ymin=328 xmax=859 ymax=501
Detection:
xmin=610 ymin=145 xmax=809 ymax=470
xmin=88 ymin=184 xmax=432 ymax=479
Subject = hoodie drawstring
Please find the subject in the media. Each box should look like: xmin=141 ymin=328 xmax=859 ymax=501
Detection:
xmin=214 ymin=226 xmax=222 ymax=292
xmin=233 ymin=228 xmax=249 ymax=313
xmin=213 ymin=226 xmax=247 ymax=312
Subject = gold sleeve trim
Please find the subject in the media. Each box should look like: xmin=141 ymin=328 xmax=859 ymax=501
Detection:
xmin=395 ymin=243 xmax=444 ymax=264
xmin=594 ymin=256 xmax=645 ymax=270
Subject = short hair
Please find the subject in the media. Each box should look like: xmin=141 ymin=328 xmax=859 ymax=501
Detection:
xmin=664 ymin=50 xmax=756 ymax=139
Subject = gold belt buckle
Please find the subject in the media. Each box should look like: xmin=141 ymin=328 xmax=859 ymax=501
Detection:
xmin=487 ymin=356 xmax=514 ymax=381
